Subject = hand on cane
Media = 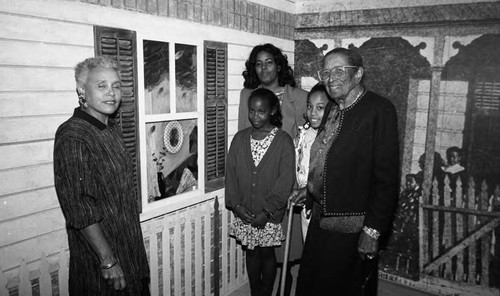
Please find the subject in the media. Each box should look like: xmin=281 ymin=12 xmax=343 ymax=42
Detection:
xmin=288 ymin=188 xmax=307 ymax=207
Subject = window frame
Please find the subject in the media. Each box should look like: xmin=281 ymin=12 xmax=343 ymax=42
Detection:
xmin=94 ymin=28 xmax=230 ymax=220
xmin=137 ymin=36 xmax=209 ymax=220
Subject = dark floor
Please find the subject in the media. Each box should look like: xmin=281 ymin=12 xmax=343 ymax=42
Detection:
xmin=227 ymin=264 xmax=439 ymax=296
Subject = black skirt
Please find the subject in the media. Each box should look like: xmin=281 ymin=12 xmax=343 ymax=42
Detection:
xmin=296 ymin=211 xmax=378 ymax=296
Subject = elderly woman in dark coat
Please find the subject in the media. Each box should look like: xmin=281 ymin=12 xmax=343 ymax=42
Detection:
xmin=53 ymin=57 xmax=149 ymax=295
xmin=295 ymin=48 xmax=400 ymax=295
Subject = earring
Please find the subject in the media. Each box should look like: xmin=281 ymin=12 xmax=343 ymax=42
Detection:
xmin=79 ymin=95 xmax=88 ymax=109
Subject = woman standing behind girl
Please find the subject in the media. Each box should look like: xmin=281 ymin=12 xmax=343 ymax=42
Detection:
xmin=292 ymin=84 xmax=332 ymax=241
xmin=238 ymin=43 xmax=308 ymax=139
xmin=226 ymin=88 xmax=296 ymax=296
xmin=238 ymin=43 xmax=307 ymax=295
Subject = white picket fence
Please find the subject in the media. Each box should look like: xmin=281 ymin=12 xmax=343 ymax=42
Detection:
xmin=0 ymin=196 xmax=247 ymax=296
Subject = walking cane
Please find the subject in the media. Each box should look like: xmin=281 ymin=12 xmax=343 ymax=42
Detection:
xmin=279 ymin=199 xmax=295 ymax=296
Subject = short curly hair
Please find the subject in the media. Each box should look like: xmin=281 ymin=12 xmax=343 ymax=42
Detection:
xmin=242 ymin=43 xmax=296 ymax=89
xmin=74 ymin=56 xmax=120 ymax=90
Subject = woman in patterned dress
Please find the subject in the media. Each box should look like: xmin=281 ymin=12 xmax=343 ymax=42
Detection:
xmin=53 ymin=57 xmax=149 ymax=295
xmin=226 ymin=88 xmax=296 ymax=296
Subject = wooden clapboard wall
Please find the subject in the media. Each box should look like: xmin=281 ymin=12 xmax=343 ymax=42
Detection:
xmin=0 ymin=10 xmax=94 ymax=278
xmin=0 ymin=0 xmax=296 ymax=291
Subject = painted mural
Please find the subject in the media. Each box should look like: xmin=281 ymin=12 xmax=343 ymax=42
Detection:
xmin=295 ymin=34 xmax=500 ymax=293
xmin=146 ymin=119 xmax=198 ymax=202
xmin=144 ymin=39 xmax=171 ymax=114
xmin=143 ymin=40 xmax=199 ymax=202
xmin=175 ymin=43 xmax=197 ymax=112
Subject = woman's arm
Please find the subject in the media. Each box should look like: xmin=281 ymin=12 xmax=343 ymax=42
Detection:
xmin=364 ymin=102 xmax=400 ymax=233
xmin=81 ymin=223 xmax=126 ymax=290
xmin=54 ymin=137 xmax=126 ymax=290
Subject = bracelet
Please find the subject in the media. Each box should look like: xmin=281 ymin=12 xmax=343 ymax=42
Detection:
xmin=101 ymin=258 xmax=119 ymax=269
xmin=363 ymin=226 xmax=380 ymax=240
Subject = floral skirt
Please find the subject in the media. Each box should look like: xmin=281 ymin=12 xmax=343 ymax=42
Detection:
xmin=229 ymin=217 xmax=285 ymax=250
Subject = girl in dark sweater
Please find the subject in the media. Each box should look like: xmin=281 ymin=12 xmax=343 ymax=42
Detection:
xmin=226 ymin=88 xmax=296 ymax=296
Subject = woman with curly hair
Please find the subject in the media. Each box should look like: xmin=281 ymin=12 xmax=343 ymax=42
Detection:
xmin=237 ymin=43 xmax=308 ymax=295
xmin=238 ymin=43 xmax=308 ymax=139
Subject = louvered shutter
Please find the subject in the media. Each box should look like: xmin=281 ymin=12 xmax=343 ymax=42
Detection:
xmin=94 ymin=27 xmax=141 ymax=210
xmin=205 ymin=41 xmax=228 ymax=192
xmin=474 ymin=81 xmax=500 ymax=111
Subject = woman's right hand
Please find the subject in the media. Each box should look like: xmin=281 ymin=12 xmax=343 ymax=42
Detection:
xmin=234 ymin=205 xmax=255 ymax=224
xmin=101 ymin=261 xmax=126 ymax=290
xmin=289 ymin=188 xmax=307 ymax=206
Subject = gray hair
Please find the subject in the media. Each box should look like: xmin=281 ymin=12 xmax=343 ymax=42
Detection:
xmin=74 ymin=56 xmax=120 ymax=90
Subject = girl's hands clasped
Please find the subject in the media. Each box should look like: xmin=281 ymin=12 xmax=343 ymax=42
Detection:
xmin=234 ymin=205 xmax=255 ymax=224
xmin=252 ymin=212 xmax=269 ymax=228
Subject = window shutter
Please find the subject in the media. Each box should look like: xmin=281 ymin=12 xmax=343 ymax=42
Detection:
xmin=94 ymin=26 xmax=141 ymax=210
xmin=474 ymin=81 xmax=500 ymax=111
xmin=204 ymin=41 xmax=228 ymax=192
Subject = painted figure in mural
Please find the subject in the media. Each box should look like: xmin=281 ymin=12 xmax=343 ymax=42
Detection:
xmin=442 ymin=146 xmax=467 ymax=190
xmin=289 ymin=83 xmax=331 ymax=242
xmin=226 ymin=88 xmax=296 ymax=296
xmin=237 ymin=43 xmax=308 ymax=295
xmin=295 ymin=47 xmax=400 ymax=296
xmin=415 ymin=151 xmax=446 ymax=189
xmin=384 ymin=173 xmax=421 ymax=277
xmin=53 ymin=57 xmax=150 ymax=295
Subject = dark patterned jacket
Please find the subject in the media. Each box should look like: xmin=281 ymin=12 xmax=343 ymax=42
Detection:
xmin=322 ymin=91 xmax=400 ymax=234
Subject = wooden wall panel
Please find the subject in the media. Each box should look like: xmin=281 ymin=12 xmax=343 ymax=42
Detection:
xmin=0 ymin=229 xmax=68 ymax=272
xmin=0 ymin=92 xmax=75 ymax=118
xmin=0 ymin=40 xmax=93 ymax=68
xmin=0 ymin=141 xmax=54 ymax=170
xmin=0 ymin=208 xmax=65 ymax=247
xmin=0 ymin=115 xmax=68 ymax=143
xmin=228 ymin=120 xmax=238 ymax=137
xmin=0 ymin=13 xmax=93 ymax=46
xmin=228 ymin=105 xmax=239 ymax=121
xmin=228 ymin=75 xmax=244 ymax=91
xmin=0 ymin=67 xmax=74 ymax=91
xmin=0 ymin=164 xmax=54 ymax=196
xmin=0 ymin=0 xmax=296 ymax=285
xmin=2 ymin=188 xmax=59 ymax=221
xmin=227 ymin=43 xmax=253 ymax=61
xmin=228 ymin=64 xmax=246 ymax=77
xmin=228 ymin=89 xmax=241 ymax=105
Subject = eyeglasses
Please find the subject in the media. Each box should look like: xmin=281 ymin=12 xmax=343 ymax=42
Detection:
xmin=317 ymin=66 xmax=358 ymax=81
